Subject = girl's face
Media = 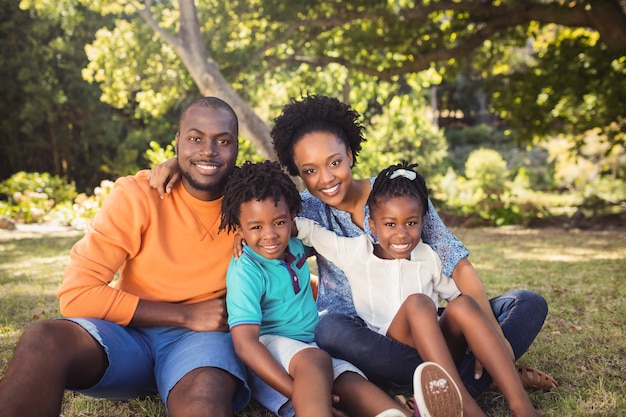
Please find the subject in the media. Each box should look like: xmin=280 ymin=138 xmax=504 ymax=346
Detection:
xmin=292 ymin=131 xmax=354 ymax=207
xmin=238 ymin=197 xmax=292 ymax=261
xmin=368 ymin=196 xmax=424 ymax=260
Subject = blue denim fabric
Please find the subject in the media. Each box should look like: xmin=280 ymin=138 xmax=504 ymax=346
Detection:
xmin=314 ymin=289 xmax=548 ymax=397
xmin=64 ymin=319 xmax=251 ymax=411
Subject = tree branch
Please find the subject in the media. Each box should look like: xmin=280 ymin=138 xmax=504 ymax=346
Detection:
xmin=129 ymin=0 xmax=181 ymax=49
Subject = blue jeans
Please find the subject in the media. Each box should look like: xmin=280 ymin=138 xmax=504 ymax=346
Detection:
xmin=314 ymin=289 xmax=548 ymax=398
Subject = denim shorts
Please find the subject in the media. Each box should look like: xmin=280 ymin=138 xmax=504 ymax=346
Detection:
xmin=64 ymin=318 xmax=251 ymax=412
xmin=259 ymin=334 xmax=365 ymax=380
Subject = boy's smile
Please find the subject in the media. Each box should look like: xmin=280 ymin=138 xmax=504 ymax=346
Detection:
xmin=238 ymin=197 xmax=293 ymax=261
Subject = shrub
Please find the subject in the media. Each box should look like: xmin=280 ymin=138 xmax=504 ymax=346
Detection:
xmin=465 ymin=148 xmax=509 ymax=194
xmin=0 ymin=172 xmax=77 ymax=223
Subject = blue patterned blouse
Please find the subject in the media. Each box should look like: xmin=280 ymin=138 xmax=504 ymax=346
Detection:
xmin=299 ymin=178 xmax=469 ymax=316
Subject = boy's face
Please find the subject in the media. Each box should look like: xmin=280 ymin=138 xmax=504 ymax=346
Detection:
xmin=238 ymin=197 xmax=292 ymax=261
xmin=368 ymin=196 xmax=423 ymax=260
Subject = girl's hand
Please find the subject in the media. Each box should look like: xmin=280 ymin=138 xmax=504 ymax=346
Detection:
xmin=331 ymin=395 xmax=349 ymax=417
xmin=148 ymin=157 xmax=180 ymax=199
xmin=233 ymin=232 xmax=247 ymax=260
xmin=291 ymin=218 xmax=299 ymax=237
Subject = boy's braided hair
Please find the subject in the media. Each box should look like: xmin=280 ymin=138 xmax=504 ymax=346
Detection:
xmin=219 ymin=160 xmax=301 ymax=234
xmin=367 ymin=161 xmax=430 ymax=217
xmin=271 ymin=95 xmax=365 ymax=176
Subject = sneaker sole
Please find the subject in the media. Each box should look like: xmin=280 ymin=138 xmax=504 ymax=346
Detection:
xmin=413 ymin=362 xmax=463 ymax=417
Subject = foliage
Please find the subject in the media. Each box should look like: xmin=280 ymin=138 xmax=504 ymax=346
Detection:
xmin=0 ymin=171 xmax=77 ymax=205
xmin=433 ymin=149 xmax=548 ymax=226
xmin=145 ymin=140 xmax=176 ymax=167
xmin=6 ymin=0 xmax=626 ymax=212
xmin=57 ymin=179 xmax=115 ymax=228
xmin=357 ymin=96 xmax=449 ymax=181
xmin=0 ymin=0 xmax=133 ymax=191
xmin=465 ymin=148 xmax=509 ymax=194
xmin=542 ymin=131 xmax=626 ymax=215
xmin=0 ymin=172 xmax=77 ymax=223
xmin=0 ymin=171 xmax=114 ymax=227
xmin=73 ymin=0 xmax=626 ymax=156
xmin=486 ymin=24 xmax=626 ymax=148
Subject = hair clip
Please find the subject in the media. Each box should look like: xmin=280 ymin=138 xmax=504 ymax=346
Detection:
xmin=389 ymin=169 xmax=417 ymax=181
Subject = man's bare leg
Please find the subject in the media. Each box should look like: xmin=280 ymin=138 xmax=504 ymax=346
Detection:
xmin=167 ymin=367 xmax=239 ymax=417
xmin=0 ymin=320 xmax=107 ymax=417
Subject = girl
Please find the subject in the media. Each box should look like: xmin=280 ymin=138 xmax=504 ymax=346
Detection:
xmin=294 ymin=161 xmax=542 ymax=417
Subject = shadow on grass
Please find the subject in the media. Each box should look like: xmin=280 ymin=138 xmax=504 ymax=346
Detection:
xmin=0 ymin=233 xmax=82 ymax=262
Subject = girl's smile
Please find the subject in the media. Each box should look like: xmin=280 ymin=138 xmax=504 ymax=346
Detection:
xmin=368 ymin=196 xmax=424 ymax=260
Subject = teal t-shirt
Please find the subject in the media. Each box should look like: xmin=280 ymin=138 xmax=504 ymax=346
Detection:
xmin=226 ymin=238 xmax=318 ymax=342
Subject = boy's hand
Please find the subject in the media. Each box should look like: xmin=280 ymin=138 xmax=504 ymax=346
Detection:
xmin=148 ymin=157 xmax=180 ymax=199
xmin=233 ymin=232 xmax=247 ymax=260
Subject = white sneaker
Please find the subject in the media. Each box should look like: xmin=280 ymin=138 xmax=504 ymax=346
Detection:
xmin=413 ymin=362 xmax=463 ymax=417
xmin=375 ymin=409 xmax=407 ymax=417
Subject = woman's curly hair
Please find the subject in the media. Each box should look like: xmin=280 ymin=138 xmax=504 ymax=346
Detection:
xmin=271 ymin=95 xmax=365 ymax=176
xmin=219 ymin=160 xmax=302 ymax=234
xmin=367 ymin=161 xmax=430 ymax=217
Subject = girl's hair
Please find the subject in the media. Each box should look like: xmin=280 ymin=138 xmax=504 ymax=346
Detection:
xmin=219 ymin=160 xmax=302 ymax=234
xmin=367 ymin=161 xmax=430 ymax=217
xmin=271 ymin=95 xmax=365 ymax=176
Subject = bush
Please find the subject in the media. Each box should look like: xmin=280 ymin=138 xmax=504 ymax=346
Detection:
xmin=431 ymin=149 xmax=548 ymax=226
xmin=465 ymin=148 xmax=508 ymax=194
xmin=0 ymin=172 xmax=77 ymax=223
xmin=0 ymin=172 xmax=114 ymax=227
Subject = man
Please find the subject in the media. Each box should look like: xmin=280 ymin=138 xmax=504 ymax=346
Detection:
xmin=0 ymin=97 xmax=252 ymax=417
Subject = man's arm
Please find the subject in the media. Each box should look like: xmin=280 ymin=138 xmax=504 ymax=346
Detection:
xmin=60 ymin=174 xmax=231 ymax=328
xmin=231 ymin=325 xmax=294 ymax=399
xmin=130 ymin=298 xmax=228 ymax=332
xmin=59 ymin=177 xmax=147 ymax=324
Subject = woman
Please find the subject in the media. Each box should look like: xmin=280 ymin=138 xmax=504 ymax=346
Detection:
xmin=150 ymin=95 xmax=556 ymax=398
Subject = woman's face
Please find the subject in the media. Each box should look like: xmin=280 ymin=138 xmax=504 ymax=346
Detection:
xmin=292 ymin=131 xmax=354 ymax=207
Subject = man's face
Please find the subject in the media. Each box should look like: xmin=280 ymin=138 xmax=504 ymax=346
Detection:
xmin=176 ymin=105 xmax=238 ymax=201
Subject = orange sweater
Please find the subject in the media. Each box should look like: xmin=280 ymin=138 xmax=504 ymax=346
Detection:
xmin=58 ymin=170 xmax=234 ymax=325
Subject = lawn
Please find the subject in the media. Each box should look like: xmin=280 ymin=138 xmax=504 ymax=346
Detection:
xmin=1 ymin=226 xmax=624 ymax=416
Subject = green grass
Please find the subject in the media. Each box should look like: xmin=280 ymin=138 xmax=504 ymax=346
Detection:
xmin=1 ymin=226 xmax=625 ymax=416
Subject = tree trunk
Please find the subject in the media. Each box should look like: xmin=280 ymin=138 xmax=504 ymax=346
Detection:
xmin=159 ymin=0 xmax=276 ymax=160
xmin=585 ymin=1 xmax=626 ymax=50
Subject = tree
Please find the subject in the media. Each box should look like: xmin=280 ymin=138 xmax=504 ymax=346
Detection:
xmin=0 ymin=0 xmax=150 ymax=190
xmin=71 ymin=0 xmax=625 ymax=158
xmin=486 ymin=23 xmax=625 ymax=149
